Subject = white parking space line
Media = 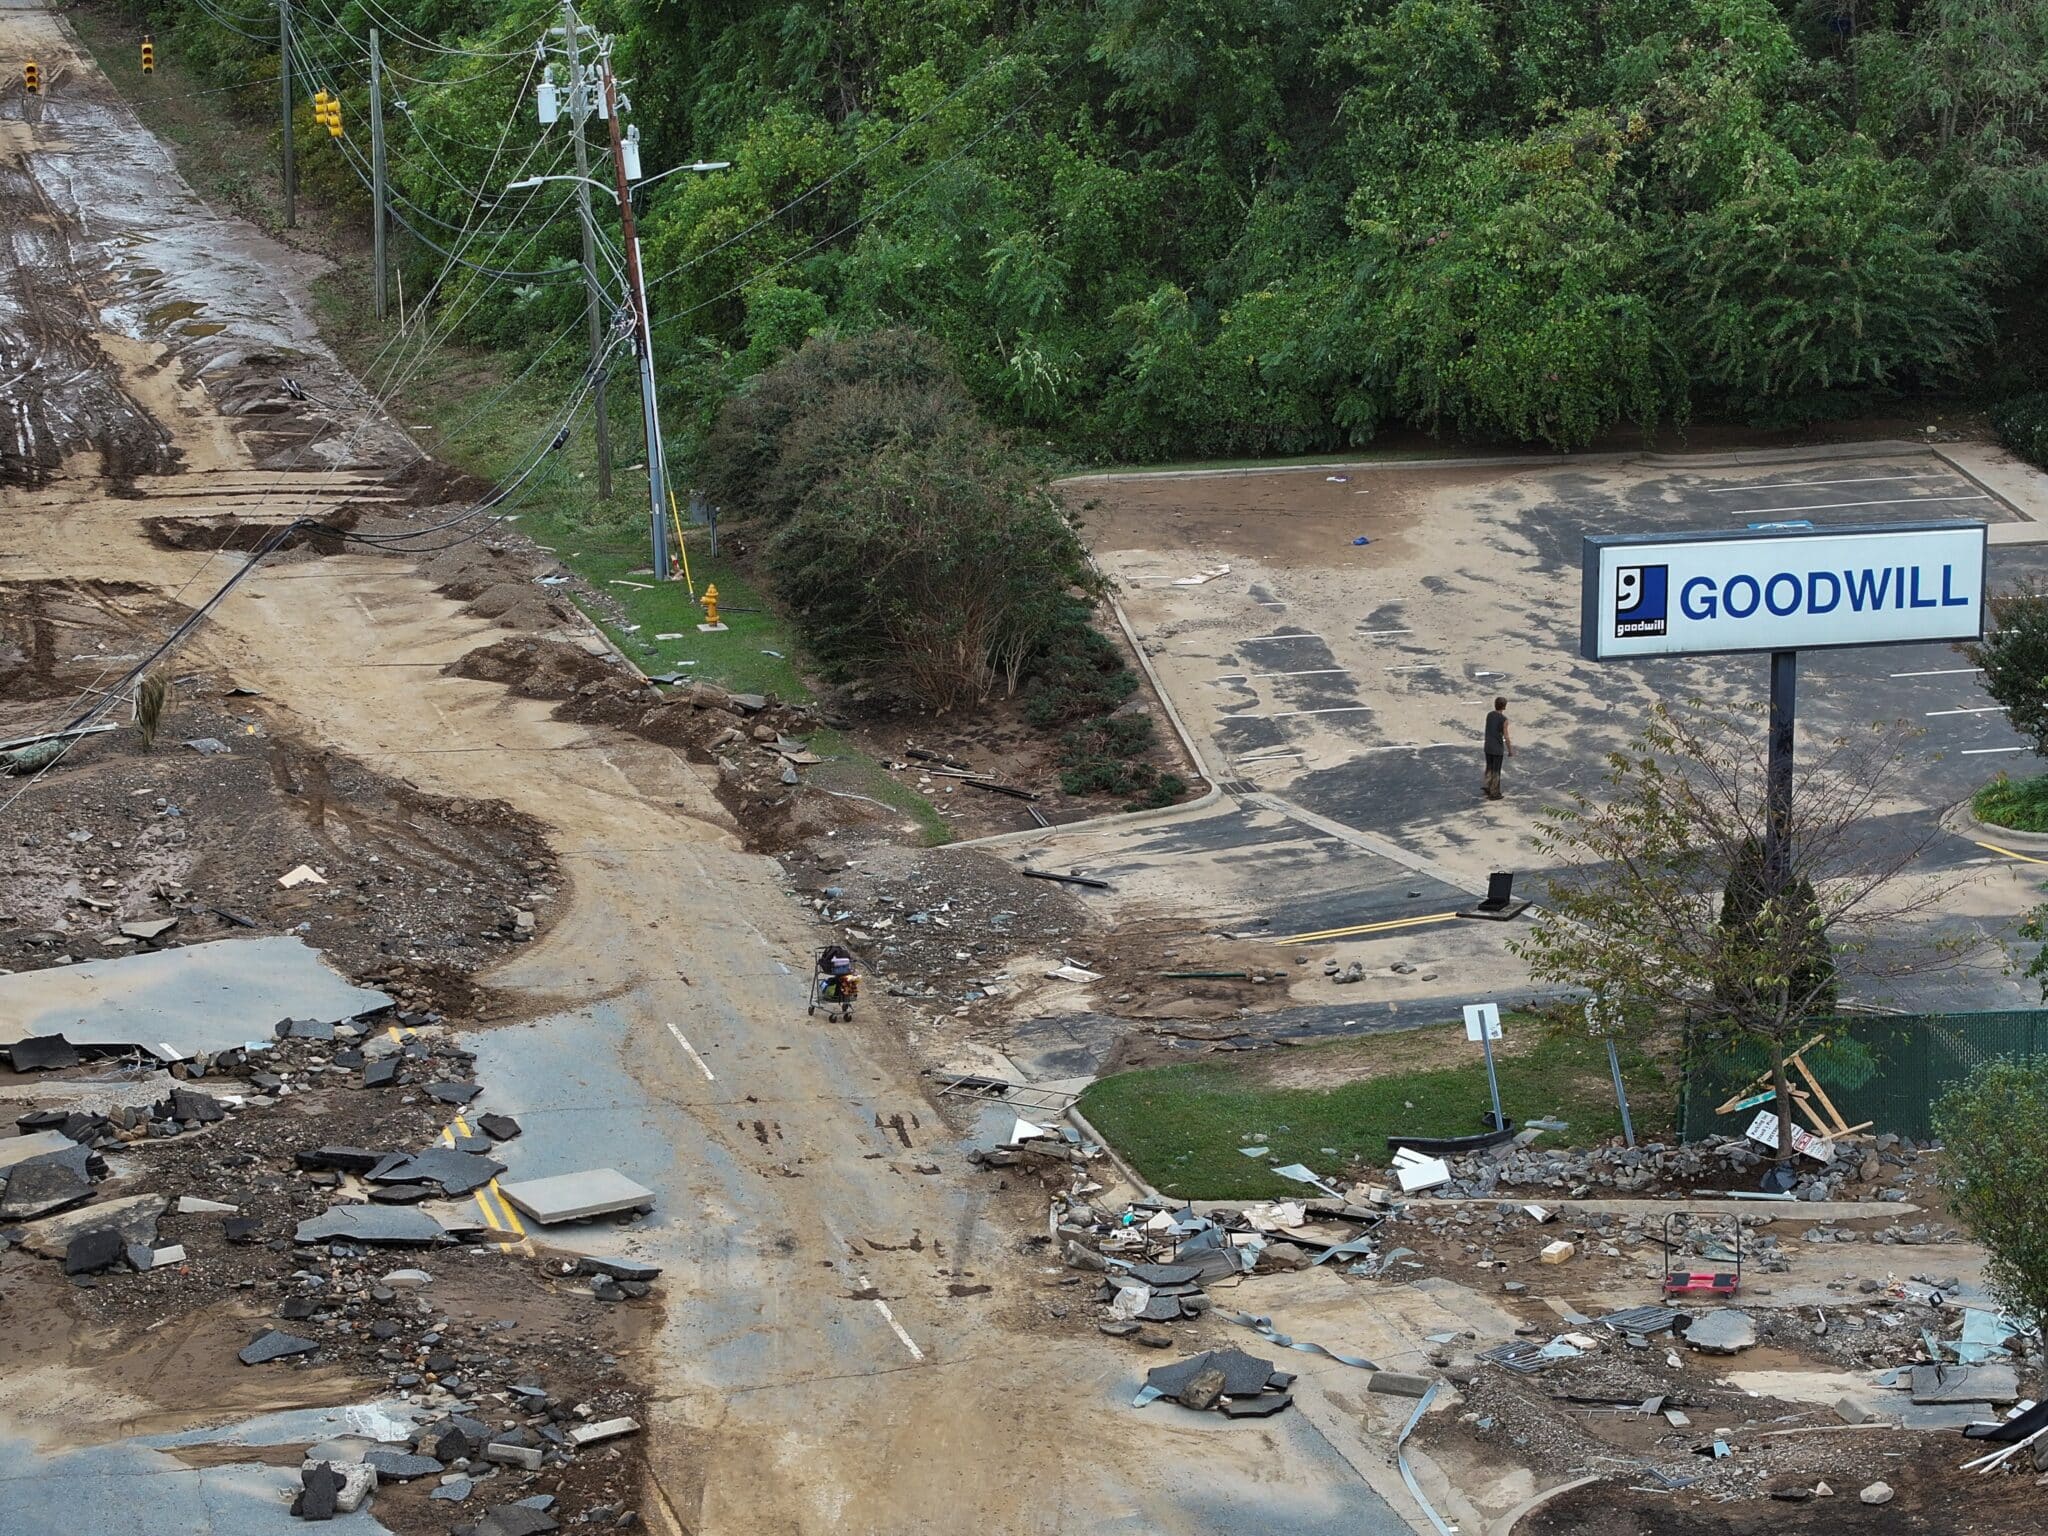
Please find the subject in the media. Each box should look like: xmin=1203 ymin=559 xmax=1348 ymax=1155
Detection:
xmin=1263 ymin=705 xmax=1374 ymax=719
xmin=1927 ymin=707 xmax=2004 ymax=717
xmin=662 ymin=1020 xmax=716 ymax=1081
xmin=1964 ymin=747 xmax=2027 ymax=756
xmin=1892 ymin=667 xmax=1981 ymax=678
xmin=1384 ymin=664 xmax=1438 ymax=672
xmin=1242 ymin=631 xmax=1319 ymax=643
xmin=1725 ymin=493 xmax=1989 ymax=519
xmin=1358 ymin=628 xmax=1413 ymax=637
xmin=1705 ymin=473 xmax=1952 ymax=493
xmin=1213 ymin=668 xmax=1352 ymax=681
xmin=1355 ymin=742 xmax=1463 ymax=753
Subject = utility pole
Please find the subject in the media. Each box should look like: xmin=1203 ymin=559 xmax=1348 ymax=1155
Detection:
xmin=562 ymin=4 xmax=611 ymax=499
xmin=600 ymin=52 xmax=666 ymax=580
xmin=277 ymin=0 xmax=297 ymax=227
xmin=368 ymin=29 xmax=388 ymax=319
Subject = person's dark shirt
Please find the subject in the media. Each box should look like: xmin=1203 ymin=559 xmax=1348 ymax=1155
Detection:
xmin=1484 ymin=710 xmax=1507 ymax=755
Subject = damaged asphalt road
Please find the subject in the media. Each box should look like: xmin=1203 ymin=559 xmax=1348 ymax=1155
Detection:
xmin=0 ymin=6 xmax=1413 ymax=1532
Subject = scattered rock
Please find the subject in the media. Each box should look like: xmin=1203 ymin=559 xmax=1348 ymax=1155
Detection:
xmin=1860 ymin=1482 xmax=1894 ymax=1506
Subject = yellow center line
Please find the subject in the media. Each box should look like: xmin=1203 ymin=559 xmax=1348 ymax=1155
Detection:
xmin=1974 ymin=839 xmax=2048 ymax=866
xmin=445 ymin=1111 xmax=533 ymax=1253
xmin=1272 ymin=911 xmax=1461 ymax=945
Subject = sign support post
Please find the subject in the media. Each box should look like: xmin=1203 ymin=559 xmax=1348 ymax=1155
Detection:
xmin=1766 ymin=650 xmax=1796 ymax=891
xmin=1464 ymin=1003 xmax=1505 ymax=1131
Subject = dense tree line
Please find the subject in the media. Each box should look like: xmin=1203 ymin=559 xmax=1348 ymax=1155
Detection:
xmin=139 ymin=1 xmax=2048 ymax=458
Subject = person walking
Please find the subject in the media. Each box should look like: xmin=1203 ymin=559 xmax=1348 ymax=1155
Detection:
xmin=1482 ymin=695 xmax=1513 ymax=800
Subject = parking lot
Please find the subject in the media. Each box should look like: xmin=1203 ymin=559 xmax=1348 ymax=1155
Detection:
xmin=1070 ymin=447 xmax=2048 ymax=1010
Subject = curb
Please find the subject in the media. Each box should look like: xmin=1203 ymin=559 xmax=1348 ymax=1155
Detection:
xmin=1491 ymin=1474 xmax=1602 ymax=1536
xmin=1058 ymin=439 xmax=1941 ymax=486
xmin=1941 ymin=798 xmax=2048 ymax=853
xmin=1065 ymin=1103 xmax=1162 ymax=1202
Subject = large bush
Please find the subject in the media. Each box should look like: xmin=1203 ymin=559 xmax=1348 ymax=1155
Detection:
xmin=705 ymin=328 xmax=1101 ymax=715
xmin=1994 ymin=393 xmax=2048 ymax=470
xmin=1934 ymin=1056 xmax=2048 ymax=1326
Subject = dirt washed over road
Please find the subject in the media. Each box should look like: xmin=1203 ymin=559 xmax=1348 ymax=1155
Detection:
xmin=0 ymin=6 xmax=1412 ymax=1531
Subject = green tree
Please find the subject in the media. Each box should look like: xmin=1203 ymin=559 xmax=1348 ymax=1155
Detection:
xmin=1663 ymin=152 xmax=1989 ymax=424
xmin=1513 ymin=700 xmax=1968 ymax=1174
xmin=1963 ymin=580 xmax=2048 ymax=756
xmin=1934 ymin=1056 xmax=2048 ymax=1326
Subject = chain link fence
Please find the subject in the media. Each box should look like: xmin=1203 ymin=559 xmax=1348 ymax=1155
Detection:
xmin=1679 ymin=1010 xmax=2048 ymax=1144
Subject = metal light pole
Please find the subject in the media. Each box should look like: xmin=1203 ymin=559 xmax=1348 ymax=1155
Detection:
xmin=368 ymin=28 xmax=388 ymax=319
xmin=562 ymin=4 xmax=610 ymax=499
xmin=278 ymin=0 xmax=296 ymax=228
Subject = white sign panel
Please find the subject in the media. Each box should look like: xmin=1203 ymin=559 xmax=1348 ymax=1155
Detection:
xmin=1581 ymin=521 xmax=1986 ymax=660
xmin=1743 ymin=1108 xmax=1837 ymax=1164
xmin=1463 ymin=1002 xmax=1502 ymax=1042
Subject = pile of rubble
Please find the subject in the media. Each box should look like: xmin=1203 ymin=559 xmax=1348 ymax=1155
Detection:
xmin=1 ymin=985 xmax=659 ymax=1531
xmin=1398 ymin=1130 xmax=1939 ymax=1203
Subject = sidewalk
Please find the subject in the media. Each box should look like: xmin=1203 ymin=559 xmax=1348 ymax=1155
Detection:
xmin=1938 ymin=442 xmax=2048 ymax=541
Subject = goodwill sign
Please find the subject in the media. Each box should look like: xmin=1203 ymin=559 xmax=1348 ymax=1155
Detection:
xmin=1580 ymin=521 xmax=1988 ymax=660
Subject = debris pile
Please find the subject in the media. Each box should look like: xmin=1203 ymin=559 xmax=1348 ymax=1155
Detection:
xmin=1391 ymin=1130 xmax=1939 ymax=1203
xmin=1135 ymin=1347 xmax=1295 ymax=1418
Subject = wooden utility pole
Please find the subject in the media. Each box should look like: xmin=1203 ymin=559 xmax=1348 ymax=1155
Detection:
xmin=600 ymin=53 xmax=666 ymax=579
xmin=563 ymin=4 xmax=611 ymax=498
xmin=278 ymin=0 xmax=296 ymax=227
xmin=368 ymin=28 xmax=388 ymax=319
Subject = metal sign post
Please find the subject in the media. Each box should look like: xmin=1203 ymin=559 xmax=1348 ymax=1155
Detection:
xmin=1463 ymin=1003 xmax=1505 ymax=1132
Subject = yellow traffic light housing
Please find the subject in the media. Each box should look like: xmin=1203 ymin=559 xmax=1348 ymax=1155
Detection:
xmin=313 ymin=88 xmax=343 ymax=138
xmin=23 ymin=61 xmax=40 ymax=94
xmin=141 ymin=36 xmax=155 ymax=74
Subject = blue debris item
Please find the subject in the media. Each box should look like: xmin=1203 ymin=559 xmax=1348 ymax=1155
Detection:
xmin=1352 ymin=536 xmax=1371 ymax=546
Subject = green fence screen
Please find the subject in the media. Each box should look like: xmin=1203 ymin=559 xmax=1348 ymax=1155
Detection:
xmin=1678 ymin=1010 xmax=2048 ymax=1144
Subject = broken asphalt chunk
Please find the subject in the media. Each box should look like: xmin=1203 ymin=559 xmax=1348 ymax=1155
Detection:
xmin=1682 ymin=1309 xmax=1757 ymax=1355
xmin=240 ymin=1329 xmax=320 ymax=1365
xmin=295 ymin=1146 xmax=389 ymax=1175
xmin=225 ymin=1216 xmax=263 ymax=1243
xmin=573 ymin=1255 xmax=661 ymax=1283
xmin=294 ymin=1205 xmax=446 ymax=1246
xmin=476 ymin=1113 xmax=522 ymax=1141
xmin=165 ymin=1087 xmax=223 ymax=1124
xmin=1220 ymin=1392 xmax=1293 ymax=1418
xmin=3 ymin=1034 xmax=81 ymax=1072
xmin=0 ymin=1145 xmax=96 ymax=1221
xmin=373 ymin=1147 xmax=504 ymax=1196
xmin=294 ymin=1460 xmax=341 ymax=1520
xmin=64 ymin=1227 xmax=127 ymax=1275
xmin=426 ymin=1080 xmax=481 ymax=1105
xmin=18 ymin=1193 xmax=164 ymax=1258
xmin=360 ymin=1059 xmax=399 ymax=1089
xmin=364 ymin=1449 xmax=442 ymax=1480
xmin=474 ymin=1507 xmax=560 ymax=1536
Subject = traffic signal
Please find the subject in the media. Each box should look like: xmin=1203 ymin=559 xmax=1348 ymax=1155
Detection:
xmin=23 ymin=60 xmax=39 ymax=94
xmin=141 ymin=36 xmax=155 ymax=74
xmin=312 ymin=88 xmax=342 ymax=138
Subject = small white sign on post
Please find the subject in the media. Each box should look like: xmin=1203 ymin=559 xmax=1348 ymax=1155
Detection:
xmin=1463 ymin=1003 xmax=1503 ymax=1042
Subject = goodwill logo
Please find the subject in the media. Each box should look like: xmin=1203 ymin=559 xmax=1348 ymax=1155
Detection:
xmin=1614 ymin=564 xmax=1668 ymax=638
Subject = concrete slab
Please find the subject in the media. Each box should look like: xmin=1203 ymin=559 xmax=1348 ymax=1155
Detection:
xmin=0 ymin=937 xmax=391 ymax=1057
xmin=497 ymin=1168 xmax=654 ymax=1225
xmin=1911 ymin=1362 xmax=2019 ymax=1404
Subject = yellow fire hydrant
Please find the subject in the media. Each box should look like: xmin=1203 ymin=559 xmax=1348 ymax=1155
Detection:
xmin=699 ymin=583 xmax=723 ymax=631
